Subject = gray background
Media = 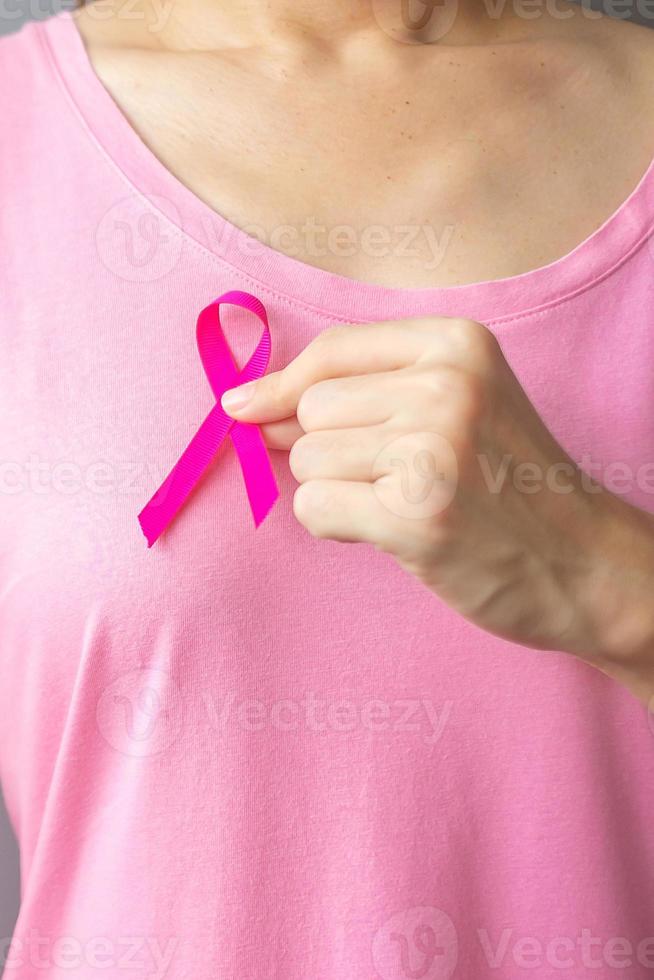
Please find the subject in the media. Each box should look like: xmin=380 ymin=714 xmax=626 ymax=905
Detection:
xmin=0 ymin=786 xmax=18 ymax=971
xmin=0 ymin=0 xmax=651 ymax=970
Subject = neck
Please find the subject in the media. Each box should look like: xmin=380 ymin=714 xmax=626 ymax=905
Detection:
xmin=222 ymin=0 xmax=375 ymax=38
xmin=151 ymin=0 xmax=535 ymax=54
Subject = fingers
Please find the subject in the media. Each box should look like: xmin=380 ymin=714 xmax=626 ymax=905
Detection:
xmin=289 ymin=425 xmax=388 ymax=483
xmin=221 ymin=319 xmax=433 ymax=424
xmin=221 ymin=316 xmax=500 ymax=426
xmin=254 ymin=364 xmax=411 ymax=451
xmin=293 ymin=479 xmax=402 ymax=550
xmin=242 ymin=363 xmax=449 ymax=452
xmin=289 ymin=426 xmax=458 ymax=504
xmin=259 ymin=417 xmax=304 ymax=451
xmin=295 ymin=370 xmax=403 ymax=431
xmin=237 ymin=365 xmax=426 ymax=446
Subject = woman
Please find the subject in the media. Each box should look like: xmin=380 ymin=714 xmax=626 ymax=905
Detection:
xmin=1 ymin=0 xmax=654 ymax=976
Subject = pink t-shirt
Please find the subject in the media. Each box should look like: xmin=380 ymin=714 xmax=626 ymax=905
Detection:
xmin=2 ymin=10 xmax=654 ymax=979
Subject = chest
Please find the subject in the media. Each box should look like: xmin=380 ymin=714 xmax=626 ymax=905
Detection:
xmin=86 ymin=40 xmax=654 ymax=288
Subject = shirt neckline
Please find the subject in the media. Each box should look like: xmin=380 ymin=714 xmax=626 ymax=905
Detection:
xmin=38 ymin=8 xmax=654 ymax=326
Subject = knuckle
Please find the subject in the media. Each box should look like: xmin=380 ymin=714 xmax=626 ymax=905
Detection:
xmin=415 ymin=370 xmax=451 ymax=405
xmin=414 ymin=366 xmax=484 ymax=425
xmin=449 ymin=318 xmax=500 ymax=362
xmin=417 ymin=365 xmax=486 ymax=432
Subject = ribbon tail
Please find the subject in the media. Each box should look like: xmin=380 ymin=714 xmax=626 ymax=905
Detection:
xmin=138 ymin=404 xmax=233 ymax=547
xmin=231 ymin=421 xmax=280 ymax=527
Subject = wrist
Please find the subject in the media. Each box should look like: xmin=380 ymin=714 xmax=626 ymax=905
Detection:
xmin=572 ymin=489 xmax=654 ymax=687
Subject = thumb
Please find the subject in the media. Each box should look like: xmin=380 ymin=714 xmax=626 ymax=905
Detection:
xmin=220 ymin=366 xmax=301 ymax=423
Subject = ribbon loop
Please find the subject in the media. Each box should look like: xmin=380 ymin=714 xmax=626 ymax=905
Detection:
xmin=138 ymin=291 xmax=279 ymax=547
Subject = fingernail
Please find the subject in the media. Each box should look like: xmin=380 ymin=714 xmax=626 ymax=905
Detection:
xmin=221 ymin=381 xmax=256 ymax=413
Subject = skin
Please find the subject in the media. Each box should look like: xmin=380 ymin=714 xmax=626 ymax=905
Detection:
xmin=74 ymin=0 xmax=654 ymax=701
xmin=221 ymin=318 xmax=654 ymax=703
xmin=75 ymin=0 xmax=654 ymax=286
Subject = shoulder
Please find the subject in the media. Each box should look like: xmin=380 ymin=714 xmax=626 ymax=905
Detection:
xmin=0 ymin=13 xmax=83 ymax=208
xmin=601 ymin=15 xmax=654 ymax=152
xmin=0 ymin=15 xmax=42 ymax=55
xmin=0 ymin=19 xmax=53 ymax=192
xmin=544 ymin=10 xmax=654 ymax=155
xmin=571 ymin=10 xmax=654 ymax=109
xmin=0 ymin=18 xmax=47 ymax=102
xmin=0 ymin=14 xmax=76 ymax=135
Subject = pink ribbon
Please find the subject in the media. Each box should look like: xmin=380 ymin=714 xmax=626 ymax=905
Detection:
xmin=138 ymin=290 xmax=279 ymax=547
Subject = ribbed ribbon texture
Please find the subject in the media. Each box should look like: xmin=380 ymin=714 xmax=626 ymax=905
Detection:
xmin=138 ymin=290 xmax=279 ymax=547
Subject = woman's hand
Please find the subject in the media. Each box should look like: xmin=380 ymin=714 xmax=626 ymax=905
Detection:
xmin=221 ymin=316 xmax=654 ymax=700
